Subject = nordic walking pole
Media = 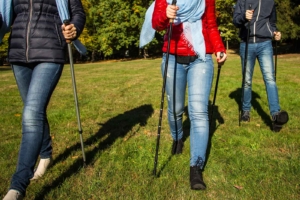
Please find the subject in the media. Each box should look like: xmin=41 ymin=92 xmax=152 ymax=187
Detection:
xmin=153 ymin=0 xmax=177 ymax=176
xmin=64 ymin=20 xmax=86 ymax=166
xmin=239 ymin=4 xmax=252 ymax=126
xmin=209 ymin=52 xmax=224 ymax=130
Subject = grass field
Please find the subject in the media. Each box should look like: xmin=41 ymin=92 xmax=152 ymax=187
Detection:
xmin=0 ymin=51 xmax=299 ymax=199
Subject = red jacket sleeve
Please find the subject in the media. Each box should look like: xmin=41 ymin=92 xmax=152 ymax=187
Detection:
xmin=152 ymin=0 xmax=169 ymax=31
xmin=202 ymin=0 xmax=225 ymax=54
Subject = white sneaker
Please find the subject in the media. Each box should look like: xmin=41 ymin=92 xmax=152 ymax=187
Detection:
xmin=30 ymin=157 xmax=52 ymax=180
xmin=3 ymin=189 xmax=23 ymax=200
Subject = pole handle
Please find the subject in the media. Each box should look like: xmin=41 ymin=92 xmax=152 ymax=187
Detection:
xmin=247 ymin=4 xmax=253 ymax=22
xmin=217 ymin=52 xmax=224 ymax=69
xmin=63 ymin=19 xmax=72 ymax=44
xmin=169 ymin=0 xmax=177 ymax=23
xmin=220 ymin=52 xmax=224 ymax=59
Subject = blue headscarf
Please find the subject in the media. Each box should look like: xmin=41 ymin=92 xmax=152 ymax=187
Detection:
xmin=139 ymin=0 xmax=206 ymax=60
xmin=0 ymin=0 xmax=86 ymax=55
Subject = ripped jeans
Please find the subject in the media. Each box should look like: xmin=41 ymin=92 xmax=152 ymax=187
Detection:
xmin=240 ymin=40 xmax=280 ymax=116
xmin=161 ymin=54 xmax=214 ymax=167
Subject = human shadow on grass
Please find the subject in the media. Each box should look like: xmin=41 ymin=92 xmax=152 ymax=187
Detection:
xmin=33 ymin=104 xmax=154 ymax=200
xmin=156 ymin=104 xmax=224 ymax=176
xmin=229 ymin=88 xmax=273 ymax=129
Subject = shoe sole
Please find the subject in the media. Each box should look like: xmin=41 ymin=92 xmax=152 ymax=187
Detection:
xmin=241 ymin=118 xmax=250 ymax=122
xmin=191 ymin=183 xmax=206 ymax=190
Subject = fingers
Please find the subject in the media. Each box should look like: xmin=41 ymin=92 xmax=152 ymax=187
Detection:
xmin=166 ymin=5 xmax=179 ymax=20
xmin=62 ymin=24 xmax=77 ymax=40
xmin=245 ymin=10 xmax=254 ymax=21
xmin=217 ymin=52 xmax=227 ymax=65
xmin=274 ymin=31 xmax=281 ymax=41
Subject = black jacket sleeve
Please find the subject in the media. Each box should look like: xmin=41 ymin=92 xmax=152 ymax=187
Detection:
xmin=233 ymin=0 xmax=247 ymax=28
xmin=69 ymin=0 xmax=86 ymax=39
xmin=0 ymin=13 xmax=2 ymax=28
xmin=269 ymin=5 xmax=277 ymax=32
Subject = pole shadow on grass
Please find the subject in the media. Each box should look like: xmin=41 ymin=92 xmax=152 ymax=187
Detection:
xmin=33 ymin=104 xmax=154 ymax=200
xmin=156 ymin=105 xmax=223 ymax=176
xmin=229 ymin=88 xmax=273 ymax=129
xmin=204 ymin=100 xmax=225 ymax=169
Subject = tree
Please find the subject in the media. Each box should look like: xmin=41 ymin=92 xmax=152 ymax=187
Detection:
xmin=0 ymin=35 xmax=10 ymax=65
xmin=275 ymin=0 xmax=300 ymax=40
xmin=216 ymin=0 xmax=239 ymax=49
xmin=86 ymin=0 xmax=152 ymax=58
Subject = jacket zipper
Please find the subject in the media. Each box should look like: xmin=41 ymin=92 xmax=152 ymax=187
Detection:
xmin=266 ymin=22 xmax=273 ymax=36
xmin=253 ymin=0 xmax=261 ymax=43
xmin=26 ymin=0 xmax=33 ymax=62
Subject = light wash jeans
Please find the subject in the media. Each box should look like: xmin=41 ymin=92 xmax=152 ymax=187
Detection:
xmin=240 ymin=40 xmax=280 ymax=116
xmin=161 ymin=54 xmax=214 ymax=167
xmin=10 ymin=62 xmax=63 ymax=195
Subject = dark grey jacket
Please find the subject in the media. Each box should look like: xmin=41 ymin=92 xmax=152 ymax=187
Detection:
xmin=233 ymin=0 xmax=277 ymax=43
xmin=8 ymin=0 xmax=86 ymax=64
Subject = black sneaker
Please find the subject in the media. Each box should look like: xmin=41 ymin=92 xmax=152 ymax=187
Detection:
xmin=190 ymin=166 xmax=206 ymax=190
xmin=241 ymin=110 xmax=250 ymax=122
xmin=272 ymin=110 xmax=289 ymax=132
xmin=171 ymin=139 xmax=183 ymax=155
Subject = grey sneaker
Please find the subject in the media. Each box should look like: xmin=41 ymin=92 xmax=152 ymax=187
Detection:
xmin=30 ymin=157 xmax=53 ymax=180
xmin=241 ymin=111 xmax=250 ymax=122
xmin=272 ymin=110 xmax=289 ymax=132
xmin=3 ymin=189 xmax=23 ymax=200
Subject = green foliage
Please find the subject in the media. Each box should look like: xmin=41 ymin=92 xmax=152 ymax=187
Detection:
xmin=275 ymin=0 xmax=300 ymax=39
xmin=84 ymin=0 xmax=153 ymax=57
xmin=216 ymin=0 xmax=239 ymax=44
xmin=0 ymin=35 xmax=9 ymax=61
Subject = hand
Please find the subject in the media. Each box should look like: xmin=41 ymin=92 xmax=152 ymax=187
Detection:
xmin=166 ymin=5 xmax=179 ymax=20
xmin=245 ymin=10 xmax=254 ymax=21
xmin=216 ymin=52 xmax=227 ymax=66
xmin=62 ymin=23 xmax=77 ymax=42
xmin=274 ymin=31 xmax=281 ymax=41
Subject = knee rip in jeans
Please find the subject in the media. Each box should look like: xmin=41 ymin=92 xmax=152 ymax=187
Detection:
xmin=167 ymin=95 xmax=170 ymax=101
xmin=194 ymin=157 xmax=204 ymax=168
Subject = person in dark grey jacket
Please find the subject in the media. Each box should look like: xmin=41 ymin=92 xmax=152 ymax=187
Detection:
xmin=3 ymin=0 xmax=85 ymax=199
xmin=233 ymin=0 xmax=288 ymax=132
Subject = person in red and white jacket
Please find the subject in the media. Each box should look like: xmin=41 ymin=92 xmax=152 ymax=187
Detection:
xmin=145 ymin=0 xmax=227 ymax=190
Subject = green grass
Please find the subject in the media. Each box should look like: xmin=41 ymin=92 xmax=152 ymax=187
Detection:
xmin=0 ymin=52 xmax=299 ymax=199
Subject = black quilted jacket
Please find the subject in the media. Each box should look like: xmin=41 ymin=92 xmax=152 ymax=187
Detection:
xmin=233 ymin=0 xmax=277 ymax=43
xmin=8 ymin=0 xmax=86 ymax=64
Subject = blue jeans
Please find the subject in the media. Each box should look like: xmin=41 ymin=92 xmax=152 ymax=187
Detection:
xmin=161 ymin=54 xmax=213 ymax=167
xmin=10 ymin=63 xmax=63 ymax=195
xmin=240 ymin=40 xmax=280 ymax=116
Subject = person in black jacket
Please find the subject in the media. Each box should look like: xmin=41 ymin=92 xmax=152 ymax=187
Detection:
xmin=3 ymin=1 xmax=85 ymax=199
xmin=233 ymin=0 xmax=288 ymax=132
